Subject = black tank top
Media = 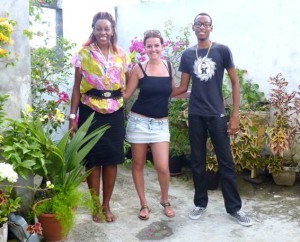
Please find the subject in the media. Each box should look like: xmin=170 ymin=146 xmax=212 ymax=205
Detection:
xmin=131 ymin=61 xmax=172 ymax=118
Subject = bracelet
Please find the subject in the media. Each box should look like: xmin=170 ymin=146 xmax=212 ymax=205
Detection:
xmin=69 ymin=114 xmax=76 ymax=120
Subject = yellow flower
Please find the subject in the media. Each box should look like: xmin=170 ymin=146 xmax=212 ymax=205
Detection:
xmin=26 ymin=104 xmax=34 ymax=113
xmin=0 ymin=16 xmax=16 ymax=59
xmin=54 ymin=109 xmax=65 ymax=123
xmin=0 ymin=32 xmax=9 ymax=43
xmin=0 ymin=48 xmax=8 ymax=57
xmin=46 ymin=181 xmax=54 ymax=189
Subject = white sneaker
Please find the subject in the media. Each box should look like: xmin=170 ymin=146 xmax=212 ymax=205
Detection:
xmin=189 ymin=207 xmax=206 ymax=220
xmin=229 ymin=210 xmax=253 ymax=226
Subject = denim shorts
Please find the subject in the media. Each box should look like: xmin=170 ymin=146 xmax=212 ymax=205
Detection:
xmin=125 ymin=112 xmax=170 ymax=143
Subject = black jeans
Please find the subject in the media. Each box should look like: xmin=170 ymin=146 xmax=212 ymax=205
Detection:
xmin=188 ymin=115 xmax=241 ymax=213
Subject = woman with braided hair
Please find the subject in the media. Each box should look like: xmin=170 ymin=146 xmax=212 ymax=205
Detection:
xmin=69 ymin=12 xmax=130 ymax=223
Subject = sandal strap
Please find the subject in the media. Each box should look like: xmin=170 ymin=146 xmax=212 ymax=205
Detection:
xmin=140 ymin=205 xmax=150 ymax=211
xmin=160 ymin=202 xmax=171 ymax=208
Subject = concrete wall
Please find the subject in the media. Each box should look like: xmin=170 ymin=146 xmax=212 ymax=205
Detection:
xmin=116 ymin=0 xmax=300 ymax=96
xmin=0 ymin=0 xmax=31 ymax=119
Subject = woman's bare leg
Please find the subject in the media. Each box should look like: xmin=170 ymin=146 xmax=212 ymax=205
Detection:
xmin=131 ymin=143 xmax=150 ymax=218
xmin=86 ymin=166 xmax=103 ymax=223
xmin=102 ymin=164 xmax=118 ymax=222
xmin=151 ymin=142 xmax=175 ymax=217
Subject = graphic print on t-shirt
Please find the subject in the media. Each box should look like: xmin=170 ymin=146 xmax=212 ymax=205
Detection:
xmin=193 ymin=57 xmax=216 ymax=81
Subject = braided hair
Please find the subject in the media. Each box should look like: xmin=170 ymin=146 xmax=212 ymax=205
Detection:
xmin=83 ymin=12 xmax=118 ymax=53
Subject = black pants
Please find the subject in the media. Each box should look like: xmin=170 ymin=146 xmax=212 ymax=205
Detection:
xmin=188 ymin=115 xmax=241 ymax=213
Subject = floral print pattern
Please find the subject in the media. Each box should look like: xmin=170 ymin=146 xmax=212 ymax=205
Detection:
xmin=72 ymin=43 xmax=130 ymax=114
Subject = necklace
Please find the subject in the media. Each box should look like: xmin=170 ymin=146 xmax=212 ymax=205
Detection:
xmin=95 ymin=43 xmax=110 ymax=75
xmin=95 ymin=43 xmax=109 ymax=62
xmin=195 ymin=41 xmax=212 ymax=62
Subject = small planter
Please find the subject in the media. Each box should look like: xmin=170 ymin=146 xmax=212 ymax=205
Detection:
xmin=272 ymin=167 xmax=297 ymax=186
xmin=169 ymin=155 xmax=184 ymax=177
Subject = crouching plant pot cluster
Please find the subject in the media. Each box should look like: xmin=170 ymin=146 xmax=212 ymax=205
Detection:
xmin=265 ymin=73 xmax=300 ymax=185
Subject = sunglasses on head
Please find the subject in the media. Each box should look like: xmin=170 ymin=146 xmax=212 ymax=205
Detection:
xmin=144 ymin=29 xmax=161 ymax=37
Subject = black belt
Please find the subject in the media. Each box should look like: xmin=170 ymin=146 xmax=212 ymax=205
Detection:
xmin=85 ymin=89 xmax=122 ymax=99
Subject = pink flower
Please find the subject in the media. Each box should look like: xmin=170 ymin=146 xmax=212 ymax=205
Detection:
xmin=58 ymin=91 xmax=69 ymax=103
xmin=138 ymin=56 xmax=146 ymax=62
xmin=46 ymin=84 xmax=55 ymax=93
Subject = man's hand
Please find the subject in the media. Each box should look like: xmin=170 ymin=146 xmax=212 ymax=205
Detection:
xmin=227 ymin=115 xmax=239 ymax=136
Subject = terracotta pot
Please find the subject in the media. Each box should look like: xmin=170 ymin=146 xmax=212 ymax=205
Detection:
xmin=38 ymin=213 xmax=63 ymax=242
xmin=33 ymin=199 xmax=64 ymax=242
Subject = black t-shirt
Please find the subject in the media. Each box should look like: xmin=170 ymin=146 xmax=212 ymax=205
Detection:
xmin=179 ymin=42 xmax=234 ymax=116
xmin=131 ymin=61 xmax=172 ymax=118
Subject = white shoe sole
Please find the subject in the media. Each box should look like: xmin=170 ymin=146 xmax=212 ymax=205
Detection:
xmin=189 ymin=209 xmax=206 ymax=220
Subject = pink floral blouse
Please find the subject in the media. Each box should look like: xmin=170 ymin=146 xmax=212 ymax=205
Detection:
xmin=72 ymin=43 xmax=130 ymax=114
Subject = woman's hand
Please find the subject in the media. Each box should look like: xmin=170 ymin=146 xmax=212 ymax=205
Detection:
xmin=69 ymin=119 xmax=78 ymax=138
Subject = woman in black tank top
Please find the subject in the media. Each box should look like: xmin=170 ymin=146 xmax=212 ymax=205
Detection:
xmin=124 ymin=30 xmax=176 ymax=220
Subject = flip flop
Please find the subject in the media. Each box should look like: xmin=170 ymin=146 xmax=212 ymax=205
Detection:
xmin=138 ymin=205 xmax=151 ymax=220
xmin=160 ymin=202 xmax=175 ymax=218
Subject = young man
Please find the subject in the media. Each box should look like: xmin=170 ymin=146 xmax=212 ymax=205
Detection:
xmin=172 ymin=12 xmax=253 ymax=226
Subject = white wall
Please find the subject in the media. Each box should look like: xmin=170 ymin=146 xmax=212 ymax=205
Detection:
xmin=35 ymin=0 xmax=299 ymax=97
xmin=116 ymin=0 xmax=300 ymax=96
xmin=62 ymin=0 xmax=140 ymax=49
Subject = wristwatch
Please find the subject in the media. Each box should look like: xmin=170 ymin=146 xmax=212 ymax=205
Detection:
xmin=69 ymin=114 xmax=76 ymax=120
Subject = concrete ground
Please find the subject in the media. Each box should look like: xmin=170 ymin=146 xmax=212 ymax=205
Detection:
xmin=66 ymin=165 xmax=300 ymax=242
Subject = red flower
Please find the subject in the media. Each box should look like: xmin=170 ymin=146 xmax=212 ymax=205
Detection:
xmin=26 ymin=222 xmax=42 ymax=235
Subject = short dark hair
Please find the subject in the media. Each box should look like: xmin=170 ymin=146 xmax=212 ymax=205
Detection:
xmin=194 ymin=13 xmax=212 ymax=24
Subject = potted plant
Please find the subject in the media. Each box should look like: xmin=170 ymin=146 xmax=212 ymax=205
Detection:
xmin=265 ymin=73 xmax=300 ymax=185
xmin=168 ymin=98 xmax=190 ymax=176
xmin=0 ymin=98 xmax=108 ymax=240
xmin=224 ymin=68 xmax=269 ymax=181
xmin=30 ymin=113 xmax=108 ymax=241
xmin=231 ymin=113 xmax=267 ymax=183
xmin=0 ymin=162 xmax=20 ymax=242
